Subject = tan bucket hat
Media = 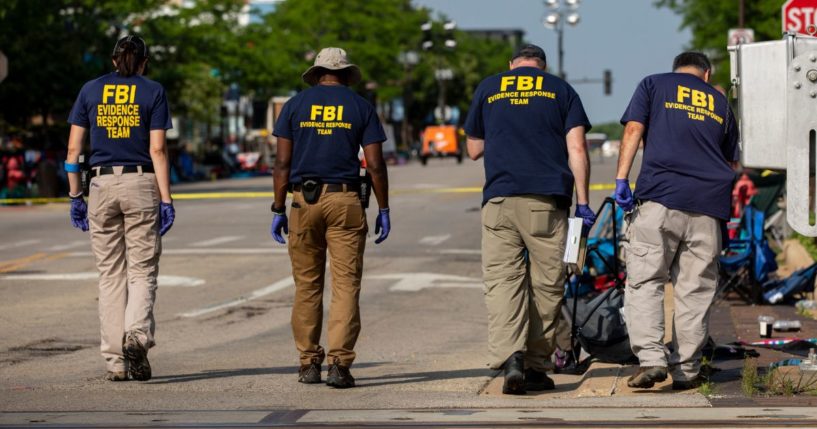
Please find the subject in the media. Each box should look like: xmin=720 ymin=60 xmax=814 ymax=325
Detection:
xmin=302 ymin=47 xmax=362 ymax=86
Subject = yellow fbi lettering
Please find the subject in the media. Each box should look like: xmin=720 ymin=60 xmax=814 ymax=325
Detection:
xmin=302 ymin=105 xmax=352 ymax=136
xmin=488 ymin=76 xmax=555 ymax=104
xmin=676 ymin=85 xmax=714 ymax=111
xmin=99 ymin=84 xmax=139 ymax=139
xmin=500 ymin=76 xmax=544 ymax=91
xmin=310 ymin=105 xmax=344 ymax=121
xmin=102 ymin=84 xmax=137 ymax=104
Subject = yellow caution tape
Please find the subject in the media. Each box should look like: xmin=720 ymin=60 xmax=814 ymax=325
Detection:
xmin=0 ymin=183 xmax=622 ymax=204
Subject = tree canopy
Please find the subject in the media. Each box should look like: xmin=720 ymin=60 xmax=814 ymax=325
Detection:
xmin=655 ymin=0 xmax=783 ymax=87
xmin=0 ymin=0 xmax=513 ymax=139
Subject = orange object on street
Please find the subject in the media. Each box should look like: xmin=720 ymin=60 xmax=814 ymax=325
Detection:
xmin=420 ymin=125 xmax=463 ymax=166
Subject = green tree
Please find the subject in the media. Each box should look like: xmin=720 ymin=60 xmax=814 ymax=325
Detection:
xmin=0 ymin=0 xmax=163 ymax=134
xmin=655 ymin=0 xmax=782 ymax=87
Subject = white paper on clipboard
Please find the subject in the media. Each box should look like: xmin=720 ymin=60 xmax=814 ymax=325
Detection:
xmin=563 ymin=217 xmax=587 ymax=269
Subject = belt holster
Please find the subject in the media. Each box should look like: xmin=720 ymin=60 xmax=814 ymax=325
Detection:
xmin=301 ymin=177 xmax=322 ymax=204
xmin=79 ymin=154 xmax=90 ymax=197
xmin=359 ymin=170 xmax=372 ymax=209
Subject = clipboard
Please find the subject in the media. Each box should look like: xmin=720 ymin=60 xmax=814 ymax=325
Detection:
xmin=563 ymin=217 xmax=588 ymax=271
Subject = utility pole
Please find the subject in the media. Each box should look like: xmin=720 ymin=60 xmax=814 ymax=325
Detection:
xmin=421 ymin=20 xmax=457 ymax=124
xmin=543 ymin=0 xmax=581 ymax=80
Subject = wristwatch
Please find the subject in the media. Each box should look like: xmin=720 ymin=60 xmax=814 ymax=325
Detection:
xmin=271 ymin=203 xmax=286 ymax=214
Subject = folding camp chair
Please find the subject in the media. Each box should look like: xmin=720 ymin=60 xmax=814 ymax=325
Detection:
xmin=717 ymin=205 xmax=778 ymax=304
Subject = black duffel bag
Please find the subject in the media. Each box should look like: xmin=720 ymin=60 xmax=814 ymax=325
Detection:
xmin=564 ymin=286 xmax=637 ymax=365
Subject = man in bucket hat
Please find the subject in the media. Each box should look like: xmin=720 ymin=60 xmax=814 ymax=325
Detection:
xmin=271 ymin=47 xmax=391 ymax=389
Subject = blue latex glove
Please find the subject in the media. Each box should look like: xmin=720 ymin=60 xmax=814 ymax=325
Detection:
xmin=615 ymin=178 xmax=634 ymax=212
xmin=69 ymin=198 xmax=89 ymax=232
xmin=374 ymin=208 xmax=390 ymax=244
xmin=271 ymin=213 xmax=288 ymax=244
xmin=159 ymin=202 xmax=175 ymax=236
xmin=575 ymin=204 xmax=596 ymax=234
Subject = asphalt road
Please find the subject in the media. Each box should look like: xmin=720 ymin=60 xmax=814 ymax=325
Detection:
xmin=8 ymin=153 xmax=781 ymax=428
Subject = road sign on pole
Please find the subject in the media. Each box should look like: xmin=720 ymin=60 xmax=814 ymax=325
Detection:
xmin=728 ymin=28 xmax=755 ymax=46
xmin=0 ymin=51 xmax=7 ymax=84
xmin=782 ymin=0 xmax=817 ymax=35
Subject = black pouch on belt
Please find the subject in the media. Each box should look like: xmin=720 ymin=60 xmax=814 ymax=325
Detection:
xmin=301 ymin=176 xmax=322 ymax=204
xmin=79 ymin=154 xmax=90 ymax=197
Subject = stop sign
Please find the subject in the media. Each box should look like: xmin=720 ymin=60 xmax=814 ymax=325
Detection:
xmin=783 ymin=0 xmax=817 ymax=35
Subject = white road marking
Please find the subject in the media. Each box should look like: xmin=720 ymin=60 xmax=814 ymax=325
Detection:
xmin=436 ymin=248 xmax=481 ymax=255
xmin=46 ymin=241 xmax=87 ymax=252
xmin=67 ymin=247 xmax=289 ymax=257
xmin=369 ymin=272 xmax=482 ymax=292
xmin=0 ymin=239 xmax=41 ymax=251
xmin=418 ymin=234 xmax=451 ymax=246
xmin=0 ymin=272 xmax=205 ymax=287
xmin=179 ymin=276 xmax=294 ymax=318
xmin=190 ymin=236 xmax=243 ymax=247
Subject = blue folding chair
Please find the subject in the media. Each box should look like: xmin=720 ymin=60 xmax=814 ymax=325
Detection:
xmin=717 ymin=205 xmax=778 ymax=304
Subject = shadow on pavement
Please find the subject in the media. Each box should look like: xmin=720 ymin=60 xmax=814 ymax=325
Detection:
xmin=147 ymin=362 xmax=390 ymax=385
xmin=356 ymin=368 xmax=497 ymax=388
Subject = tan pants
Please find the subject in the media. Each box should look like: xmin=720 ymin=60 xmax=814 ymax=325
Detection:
xmin=624 ymin=201 xmax=720 ymax=381
xmin=88 ymin=168 xmax=161 ymax=373
xmin=482 ymin=195 xmax=567 ymax=371
xmin=288 ymin=189 xmax=367 ymax=367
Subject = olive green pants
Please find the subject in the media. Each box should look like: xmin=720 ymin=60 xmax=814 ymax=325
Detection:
xmin=88 ymin=168 xmax=161 ymax=373
xmin=288 ymin=189 xmax=367 ymax=367
xmin=624 ymin=201 xmax=721 ymax=381
xmin=482 ymin=195 xmax=568 ymax=372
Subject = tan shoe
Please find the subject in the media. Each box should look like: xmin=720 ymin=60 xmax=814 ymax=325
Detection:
xmin=104 ymin=371 xmax=127 ymax=381
xmin=627 ymin=366 xmax=668 ymax=388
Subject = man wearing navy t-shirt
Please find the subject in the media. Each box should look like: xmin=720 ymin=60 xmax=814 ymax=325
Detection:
xmin=464 ymin=44 xmax=595 ymax=395
xmin=271 ymin=47 xmax=390 ymax=389
xmin=615 ymin=52 xmax=739 ymax=390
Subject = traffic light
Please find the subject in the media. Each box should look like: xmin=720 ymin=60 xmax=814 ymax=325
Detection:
xmin=421 ymin=21 xmax=433 ymax=51
xmin=603 ymin=69 xmax=612 ymax=95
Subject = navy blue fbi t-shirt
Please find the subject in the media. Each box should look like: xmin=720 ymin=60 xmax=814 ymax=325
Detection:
xmin=273 ymin=85 xmax=386 ymax=184
xmin=68 ymin=72 xmax=173 ymax=167
xmin=463 ymin=67 xmax=591 ymax=205
xmin=620 ymin=73 xmax=740 ymax=220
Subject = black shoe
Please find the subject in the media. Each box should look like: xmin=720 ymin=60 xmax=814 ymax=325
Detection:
xmin=326 ymin=363 xmax=355 ymax=389
xmin=502 ymin=352 xmax=525 ymax=395
xmin=123 ymin=332 xmax=151 ymax=381
xmin=525 ymin=368 xmax=555 ymax=391
xmin=627 ymin=366 xmax=668 ymax=389
xmin=672 ymin=375 xmax=705 ymax=391
xmin=298 ymin=361 xmax=321 ymax=384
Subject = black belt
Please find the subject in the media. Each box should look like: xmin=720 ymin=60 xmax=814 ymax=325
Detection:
xmin=290 ymin=182 xmax=360 ymax=193
xmin=92 ymin=165 xmax=154 ymax=177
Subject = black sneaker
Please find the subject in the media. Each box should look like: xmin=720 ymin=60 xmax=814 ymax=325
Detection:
xmin=298 ymin=361 xmax=321 ymax=384
xmin=525 ymin=368 xmax=555 ymax=391
xmin=502 ymin=351 xmax=525 ymax=395
xmin=627 ymin=366 xmax=668 ymax=389
xmin=104 ymin=371 xmax=128 ymax=382
xmin=672 ymin=375 xmax=705 ymax=391
xmin=123 ymin=332 xmax=151 ymax=381
xmin=326 ymin=363 xmax=355 ymax=389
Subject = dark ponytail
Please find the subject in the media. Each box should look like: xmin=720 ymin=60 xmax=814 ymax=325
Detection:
xmin=112 ymin=35 xmax=148 ymax=77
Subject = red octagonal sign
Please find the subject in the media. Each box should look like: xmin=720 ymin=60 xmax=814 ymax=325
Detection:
xmin=783 ymin=0 xmax=817 ymax=35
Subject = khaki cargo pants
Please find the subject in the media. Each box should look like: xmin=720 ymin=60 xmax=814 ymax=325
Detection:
xmin=482 ymin=195 xmax=567 ymax=371
xmin=624 ymin=201 xmax=721 ymax=381
xmin=88 ymin=167 xmax=161 ymax=373
xmin=288 ymin=189 xmax=367 ymax=367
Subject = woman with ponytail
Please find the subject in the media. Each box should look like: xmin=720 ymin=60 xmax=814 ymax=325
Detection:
xmin=64 ymin=35 xmax=174 ymax=382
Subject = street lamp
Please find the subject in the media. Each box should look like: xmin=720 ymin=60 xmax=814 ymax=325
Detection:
xmin=542 ymin=0 xmax=581 ymax=79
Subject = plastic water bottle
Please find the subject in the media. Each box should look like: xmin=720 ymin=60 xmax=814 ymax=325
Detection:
xmin=773 ymin=320 xmax=802 ymax=332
